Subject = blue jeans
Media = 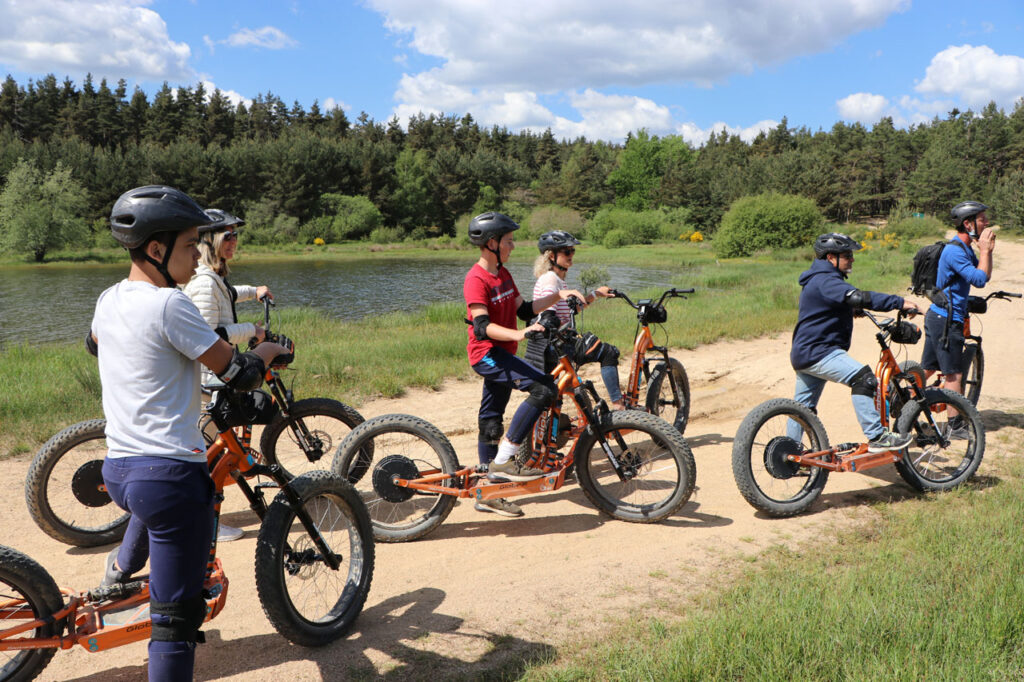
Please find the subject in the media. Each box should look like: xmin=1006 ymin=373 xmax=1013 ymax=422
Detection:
xmin=788 ymin=349 xmax=884 ymax=441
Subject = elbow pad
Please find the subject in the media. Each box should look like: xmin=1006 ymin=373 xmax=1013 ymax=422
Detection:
xmin=471 ymin=315 xmax=491 ymax=341
xmin=217 ymin=349 xmax=265 ymax=392
xmin=844 ymin=289 xmax=870 ymax=309
xmin=517 ymin=299 xmax=535 ymax=322
xmin=85 ymin=332 xmax=98 ymax=357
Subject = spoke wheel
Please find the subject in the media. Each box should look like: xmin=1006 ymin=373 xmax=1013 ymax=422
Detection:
xmin=575 ymin=411 xmax=696 ymax=522
xmin=254 ymin=471 xmax=374 ymax=647
xmin=0 ymin=545 xmax=65 ymax=682
xmin=895 ymin=388 xmax=985 ymax=491
xmin=259 ymin=398 xmax=368 ymax=480
xmin=645 ymin=358 xmax=691 ymax=434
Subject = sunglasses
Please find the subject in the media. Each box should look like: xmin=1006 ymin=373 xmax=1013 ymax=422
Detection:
xmin=222 ymin=230 xmax=239 ymax=241
xmin=561 ymin=247 xmax=576 ymax=255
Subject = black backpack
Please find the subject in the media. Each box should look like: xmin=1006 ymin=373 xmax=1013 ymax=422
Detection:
xmin=910 ymin=239 xmax=970 ymax=306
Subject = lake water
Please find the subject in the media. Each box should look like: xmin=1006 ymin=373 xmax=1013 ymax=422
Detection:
xmin=0 ymin=257 xmax=679 ymax=347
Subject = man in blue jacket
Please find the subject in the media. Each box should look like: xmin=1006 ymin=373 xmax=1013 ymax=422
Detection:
xmin=789 ymin=233 xmax=918 ymax=452
xmin=920 ymin=200 xmax=996 ymax=438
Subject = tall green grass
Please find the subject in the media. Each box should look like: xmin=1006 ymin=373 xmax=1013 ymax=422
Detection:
xmin=1 ymin=241 xmax=913 ymax=456
xmin=522 ymin=456 xmax=1024 ymax=681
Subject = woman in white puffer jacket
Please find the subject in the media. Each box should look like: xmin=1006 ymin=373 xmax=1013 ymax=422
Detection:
xmin=184 ymin=209 xmax=271 ymax=346
xmin=183 ymin=208 xmax=271 ymax=542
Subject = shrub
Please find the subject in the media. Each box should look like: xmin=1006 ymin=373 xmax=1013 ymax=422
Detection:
xmin=320 ymin=194 xmax=383 ymax=241
xmin=586 ymin=207 xmax=663 ymax=246
xmin=713 ymin=193 xmax=824 ymax=258
xmin=885 ymin=215 xmax=946 ymax=240
xmin=369 ymin=226 xmax=402 ymax=244
xmin=603 ymin=229 xmax=630 ymax=248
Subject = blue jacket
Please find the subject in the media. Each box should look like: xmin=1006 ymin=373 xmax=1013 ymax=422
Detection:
xmin=790 ymin=259 xmax=904 ymax=370
xmin=929 ymin=238 xmax=986 ymax=323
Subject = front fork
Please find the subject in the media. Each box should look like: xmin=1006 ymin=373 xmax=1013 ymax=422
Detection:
xmin=575 ymin=383 xmax=637 ymax=482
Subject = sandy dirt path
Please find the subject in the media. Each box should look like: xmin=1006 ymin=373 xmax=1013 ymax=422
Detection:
xmin=6 ymin=240 xmax=1024 ymax=681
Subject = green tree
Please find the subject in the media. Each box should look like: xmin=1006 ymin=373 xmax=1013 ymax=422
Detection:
xmin=713 ymin=192 xmax=824 ymax=258
xmin=0 ymin=159 xmax=89 ymax=261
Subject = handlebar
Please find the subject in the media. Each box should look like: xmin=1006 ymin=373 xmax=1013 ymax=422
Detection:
xmin=986 ymin=290 xmax=1022 ymax=301
xmin=607 ymin=287 xmax=694 ymax=310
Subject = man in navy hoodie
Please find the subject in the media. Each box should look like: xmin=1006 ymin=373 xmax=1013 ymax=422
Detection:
xmin=789 ymin=232 xmax=919 ymax=453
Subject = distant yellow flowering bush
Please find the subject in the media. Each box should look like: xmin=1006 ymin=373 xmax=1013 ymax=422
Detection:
xmin=864 ymin=230 xmax=875 ymax=240
xmin=313 ymin=237 xmax=325 ymax=246
xmin=689 ymin=231 xmax=704 ymax=242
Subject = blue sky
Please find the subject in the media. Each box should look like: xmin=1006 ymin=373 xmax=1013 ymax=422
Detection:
xmin=1 ymin=1 xmax=1022 ymax=144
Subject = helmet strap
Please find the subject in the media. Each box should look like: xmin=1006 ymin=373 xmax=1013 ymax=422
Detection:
xmin=550 ymin=257 xmax=567 ymax=275
xmin=487 ymin=243 xmax=504 ymax=271
xmin=144 ymin=238 xmax=177 ymax=287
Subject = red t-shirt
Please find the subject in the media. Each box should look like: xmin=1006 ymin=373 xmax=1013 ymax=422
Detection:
xmin=464 ymin=263 xmax=520 ymax=365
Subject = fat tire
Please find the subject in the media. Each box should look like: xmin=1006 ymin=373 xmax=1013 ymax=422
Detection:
xmin=0 ymin=545 xmax=65 ymax=682
xmin=961 ymin=344 xmax=984 ymax=406
xmin=645 ymin=358 xmax=691 ymax=434
xmin=574 ymin=410 xmax=695 ymax=522
xmin=332 ymin=414 xmax=459 ymax=543
xmin=259 ymin=398 xmax=368 ymax=480
xmin=731 ymin=398 xmax=830 ymax=517
xmin=254 ymin=471 xmax=374 ymax=647
xmin=24 ymin=419 xmax=129 ymax=547
xmin=890 ymin=360 xmax=926 ymax=424
xmin=894 ymin=387 xmax=985 ymax=492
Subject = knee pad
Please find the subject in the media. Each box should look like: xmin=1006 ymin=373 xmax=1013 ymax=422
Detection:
xmin=478 ymin=417 xmax=503 ymax=445
xmin=849 ymin=365 xmax=877 ymax=398
xmin=598 ymin=343 xmax=620 ymax=367
xmin=151 ymin=594 xmax=208 ymax=644
xmin=525 ymin=378 xmax=557 ymax=409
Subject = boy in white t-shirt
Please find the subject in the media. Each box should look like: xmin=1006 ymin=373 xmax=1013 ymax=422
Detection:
xmin=90 ymin=186 xmax=288 ymax=681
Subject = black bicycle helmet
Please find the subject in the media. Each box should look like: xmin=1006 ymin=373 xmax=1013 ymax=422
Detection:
xmin=538 ymin=230 xmax=581 ymax=253
xmin=813 ymin=232 xmax=862 ymax=259
xmin=110 ymin=185 xmax=213 ymax=248
xmin=468 ymin=211 xmax=520 ymax=246
xmin=951 ymin=200 xmax=989 ymax=229
xmin=200 ymin=208 xmax=245 ymax=234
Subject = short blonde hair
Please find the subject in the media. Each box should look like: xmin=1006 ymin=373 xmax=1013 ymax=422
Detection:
xmin=198 ymin=230 xmax=231 ymax=277
xmin=533 ymin=250 xmax=557 ymax=278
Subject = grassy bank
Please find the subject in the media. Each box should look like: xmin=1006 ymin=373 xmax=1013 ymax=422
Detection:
xmin=518 ymin=449 xmax=1024 ymax=681
xmin=1 ymin=239 xmax=915 ymax=455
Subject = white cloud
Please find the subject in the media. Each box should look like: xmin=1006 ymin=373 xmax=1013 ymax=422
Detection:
xmin=322 ymin=97 xmax=349 ymax=112
xmin=836 ymin=92 xmax=890 ymax=123
xmin=916 ymin=44 xmax=1024 ymax=109
xmin=199 ymin=80 xmax=250 ymax=108
xmin=369 ymin=0 xmax=908 ymax=142
xmin=223 ymin=26 xmax=297 ymax=50
xmin=0 ymin=0 xmax=192 ymax=81
xmin=677 ymin=120 xmax=778 ymax=146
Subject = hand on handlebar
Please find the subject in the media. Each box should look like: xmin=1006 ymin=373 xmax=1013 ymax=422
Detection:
xmin=253 ymin=322 xmax=267 ymax=343
xmin=256 ymin=286 xmax=274 ymax=302
xmin=901 ymin=300 xmax=920 ymax=317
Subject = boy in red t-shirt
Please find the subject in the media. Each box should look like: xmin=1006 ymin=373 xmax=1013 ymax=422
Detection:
xmin=464 ymin=212 xmax=586 ymax=517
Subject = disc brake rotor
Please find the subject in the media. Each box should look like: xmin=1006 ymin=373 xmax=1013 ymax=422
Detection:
xmin=71 ymin=460 xmax=112 ymax=507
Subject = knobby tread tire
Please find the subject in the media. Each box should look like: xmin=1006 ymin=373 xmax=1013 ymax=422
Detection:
xmin=331 ymin=414 xmax=459 ymax=543
xmin=259 ymin=398 xmax=367 ymax=480
xmin=731 ymin=398 xmax=830 ymax=517
xmin=575 ymin=410 xmax=696 ymax=523
xmin=0 ymin=545 xmax=65 ymax=682
xmin=894 ymin=387 xmax=985 ymax=492
xmin=254 ymin=471 xmax=374 ymax=647
xmin=645 ymin=357 xmax=691 ymax=434
xmin=961 ymin=344 xmax=984 ymax=407
xmin=24 ymin=419 xmax=128 ymax=547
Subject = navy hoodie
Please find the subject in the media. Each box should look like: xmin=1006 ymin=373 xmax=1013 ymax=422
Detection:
xmin=790 ymin=258 xmax=904 ymax=370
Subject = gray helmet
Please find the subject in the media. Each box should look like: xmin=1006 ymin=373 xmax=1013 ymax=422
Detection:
xmin=538 ymin=230 xmax=581 ymax=253
xmin=110 ymin=185 xmax=213 ymax=248
xmin=813 ymin=232 xmax=862 ymax=259
xmin=468 ymin=211 xmax=519 ymax=246
xmin=951 ymin=201 xmax=989 ymax=229
xmin=200 ymin=208 xmax=246 ymax=234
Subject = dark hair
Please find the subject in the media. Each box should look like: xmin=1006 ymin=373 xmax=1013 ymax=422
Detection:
xmin=127 ymin=230 xmax=177 ymax=263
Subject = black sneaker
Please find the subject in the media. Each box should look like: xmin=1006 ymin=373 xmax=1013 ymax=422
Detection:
xmin=867 ymin=430 xmax=913 ymax=453
xmin=946 ymin=418 xmax=970 ymax=441
xmin=488 ymin=458 xmax=546 ymax=482
xmin=473 ymin=498 xmax=524 ymax=517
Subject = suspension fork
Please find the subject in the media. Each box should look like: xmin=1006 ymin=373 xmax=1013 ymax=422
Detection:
xmin=574 ymin=383 xmax=636 ymax=481
xmin=275 ymin=468 xmax=343 ymax=572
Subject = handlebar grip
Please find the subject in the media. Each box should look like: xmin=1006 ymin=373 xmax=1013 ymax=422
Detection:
xmin=524 ymin=330 xmax=544 ymax=341
xmin=1006 ymin=292 xmax=1023 ymax=299
xmin=674 ymin=288 xmax=695 ymax=295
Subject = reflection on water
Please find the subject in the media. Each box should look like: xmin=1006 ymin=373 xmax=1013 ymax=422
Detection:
xmin=0 ymin=257 xmax=679 ymax=347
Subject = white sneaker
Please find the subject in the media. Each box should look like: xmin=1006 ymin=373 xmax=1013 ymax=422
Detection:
xmin=217 ymin=523 xmax=245 ymax=542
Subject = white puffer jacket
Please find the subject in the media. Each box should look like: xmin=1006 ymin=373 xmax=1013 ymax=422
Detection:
xmin=183 ymin=264 xmax=260 ymax=346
